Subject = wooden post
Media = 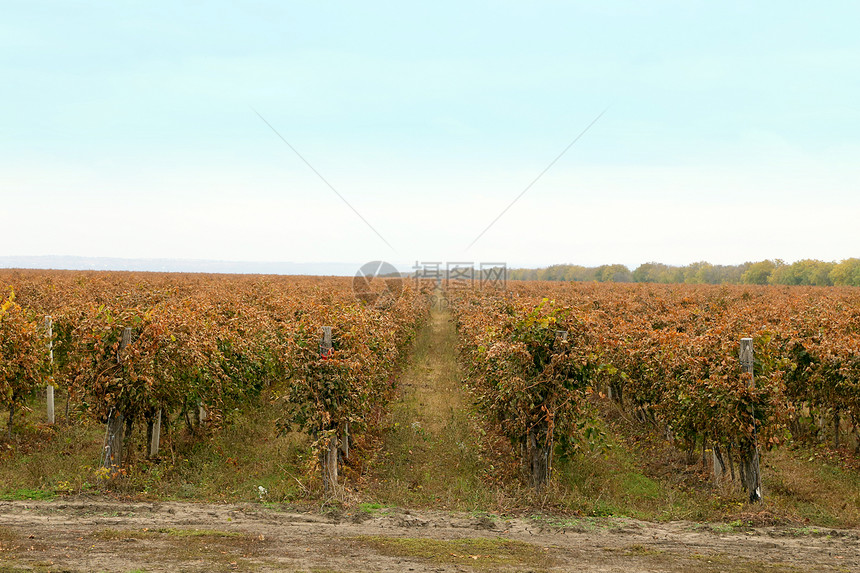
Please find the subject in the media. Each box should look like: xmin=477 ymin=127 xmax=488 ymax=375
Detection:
xmin=833 ymin=409 xmax=841 ymax=449
xmin=739 ymin=338 xmax=762 ymax=502
xmin=103 ymin=409 xmax=124 ymax=471
xmin=712 ymin=443 xmax=727 ymax=482
xmin=340 ymin=421 xmax=350 ymax=460
xmin=325 ymin=434 xmax=338 ymax=491
xmin=103 ymin=327 xmax=131 ymax=473
xmin=149 ymin=409 xmax=162 ymax=458
xmin=45 ymin=316 xmax=54 ymax=424
xmin=117 ymin=327 xmax=132 ymax=363
xmin=319 ymin=432 xmax=339 ymax=493
xmin=320 ymin=326 xmax=333 ymax=357
xmin=527 ymin=429 xmax=550 ymax=493
xmin=319 ymin=326 xmax=338 ymax=491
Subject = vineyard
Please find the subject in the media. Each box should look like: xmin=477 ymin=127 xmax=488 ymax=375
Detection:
xmin=0 ymin=269 xmax=427 ymax=492
xmin=2 ymin=270 xmax=860 ymax=513
xmin=450 ymin=281 xmax=860 ymax=503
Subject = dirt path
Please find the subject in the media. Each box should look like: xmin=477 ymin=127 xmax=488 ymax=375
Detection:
xmin=1 ymin=499 xmax=859 ymax=572
xmin=366 ymin=294 xmax=494 ymax=509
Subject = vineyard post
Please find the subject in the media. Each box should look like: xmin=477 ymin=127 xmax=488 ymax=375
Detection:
xmin=149 ymin=409 xmax=162 ymax=458
xmin=45 ymin=316 xmax=54 ymax=424
xmin=712 ymin=444 xmax=727 ymax=483
xmin=103 ymin=327 xmax=131 ymax=473
xmin=337 ymin=322 xmax=348 ymax=463
xmin=739 ymin=338 xmax=762 ymax=502
xmin=319 ymin=326 xmax=338 ymax=492
xmin=341 ymin=421 xmax=349 ymax=461
xmin=320 ymin=326 xmax=332 ymax=355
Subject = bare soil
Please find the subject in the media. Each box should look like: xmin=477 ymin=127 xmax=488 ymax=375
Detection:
xmin=1 ymin=499 xmax=859 ymax=572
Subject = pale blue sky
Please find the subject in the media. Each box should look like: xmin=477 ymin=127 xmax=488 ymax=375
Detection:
xmin=3 ymin=1 xmax=859 ymax=271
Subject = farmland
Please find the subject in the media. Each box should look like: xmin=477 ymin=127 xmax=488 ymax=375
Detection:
xmin=2 ymin=270 xmax=860 ymax=571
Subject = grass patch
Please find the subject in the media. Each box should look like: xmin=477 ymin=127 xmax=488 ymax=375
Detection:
xmin=0 ymin=563 xmax=69 ymax=573
xmin=86 ymin=527 xmax=266 ymax=571
xmin=0 ymin=401 xmax=105 ymax=500
xmin=358 ymin=502 xmax=391 ymax=514
xmin=92 ymin=527 xmax=245 ymax=540
xmin=710 ymin=519 xmax=749 ymax=533
xmin=528 ymin=514 xmax=636 ymax=533
xmin=0 ymin=489 xmax=55 ymax=501
xmin=0 ymin=393 xmax=310 ymax=504
xmin=550 ymin=413 xmax=717 ymax=521
xmin=759 ymin=445 xmax=860 ymax=527
xmin=548 ymin=399 xmax=860 ymax=527
xmin=352 ymin=535 xmax=554 ymax=570
xmin=113 ymin=401 xmax=309 ymax=502
xmin=367 ymin=305 xmax=498 ymax=511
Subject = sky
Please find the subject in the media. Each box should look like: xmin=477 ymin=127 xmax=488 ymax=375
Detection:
xmin=2 ymin=1 xmax=860 ymax=273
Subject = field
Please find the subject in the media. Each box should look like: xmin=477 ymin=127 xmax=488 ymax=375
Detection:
xmin=2 ymin=270 xmax=860 ymax=572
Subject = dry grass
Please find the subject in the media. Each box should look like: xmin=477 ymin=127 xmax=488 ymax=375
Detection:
xmin=585 ymin=397 xmax=860 ymax=527
xmin=91 ymin=527 xmax=246 ymax=540
xmin=760 ymin=445 xmax=860 ymax=527
xmin=351 ymin=535 xmax=555 ymax=571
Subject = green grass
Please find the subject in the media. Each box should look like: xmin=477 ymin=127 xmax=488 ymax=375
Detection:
xmin=366 ymin=305 xmax=498 ymax=510
xmin=0 ymin=488 xmax=56 ymax=501
xmin=545 ymin=401 xmax=860 ymax=527
xmin=358 ymin=502 xmax=392 ymax=514
xmin=548 ymin=416 xmax=716 ymax=521
xmin=0 ymin=402 xmax=105 ymax=501
xmin=0 ymin=394 xmax=310 ymax=504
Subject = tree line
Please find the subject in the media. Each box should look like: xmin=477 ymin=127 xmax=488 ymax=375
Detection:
xmin=508 ymin=259 xmax=860 ymax=287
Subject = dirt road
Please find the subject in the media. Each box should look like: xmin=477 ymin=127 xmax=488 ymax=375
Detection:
xmin=1 ymin=499 xmax=858 ymax=572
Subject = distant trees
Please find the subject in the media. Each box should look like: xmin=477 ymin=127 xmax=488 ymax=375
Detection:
xmin=831 ymin=258 xmax=860 ymax=286
xmin=631 ymin=262 xmax=684 ymax=284
xmin=741 ymin=260 xmax=777 ymax=285
xmin=509 ymin=258 xmax=860 ymax=287
xmin=768 ymin=259 xmax=834 ymax=286
xmin=509 ymin=264 xmax=634 ymax=283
